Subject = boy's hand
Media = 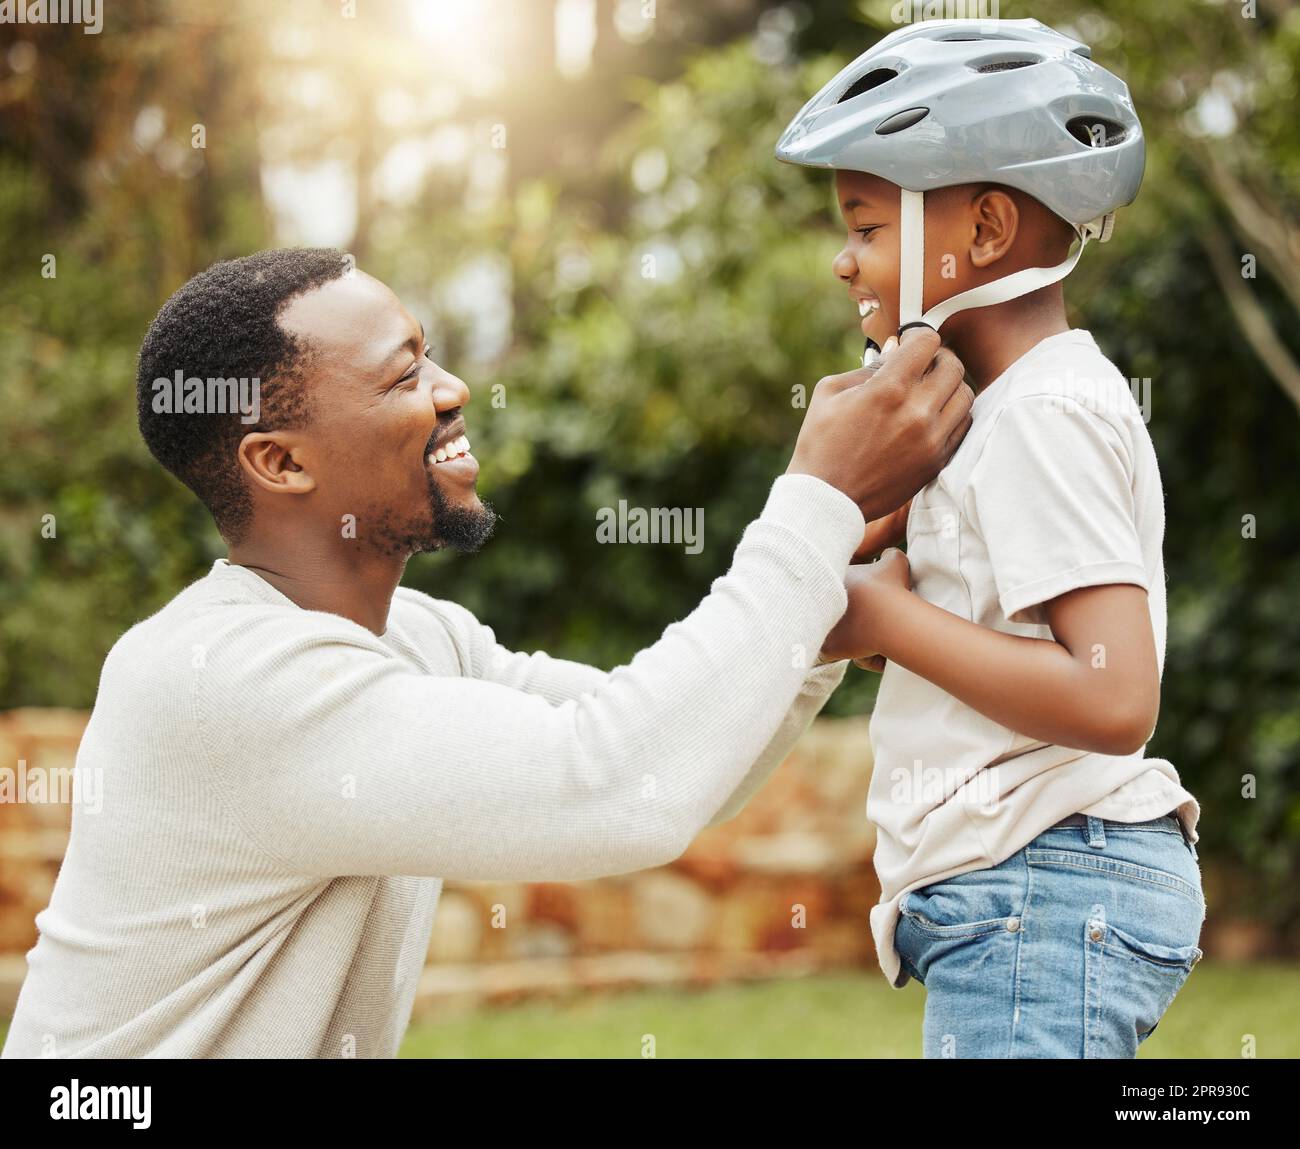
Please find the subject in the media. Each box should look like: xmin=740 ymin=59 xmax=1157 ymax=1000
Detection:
xmin=818 ymin=548 xmax=912 ymax=666
xmin=853 ymin=500 xmax=910 ymax=564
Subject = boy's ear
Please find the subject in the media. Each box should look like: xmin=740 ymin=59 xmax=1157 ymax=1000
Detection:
xmin=968 ymin=188 xmax=1019 ymax=270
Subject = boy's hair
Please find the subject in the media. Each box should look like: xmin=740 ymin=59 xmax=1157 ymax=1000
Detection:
xmin=136 ymin=248 xmax=349 ymax=542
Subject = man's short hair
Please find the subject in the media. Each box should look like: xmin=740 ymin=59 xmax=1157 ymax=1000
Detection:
xmin=136 ymin=248 xmax=349 ymax=541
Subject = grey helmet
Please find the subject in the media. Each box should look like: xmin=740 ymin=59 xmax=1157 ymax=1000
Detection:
xmin=775 ymin=18 xmax=1144 ymax=341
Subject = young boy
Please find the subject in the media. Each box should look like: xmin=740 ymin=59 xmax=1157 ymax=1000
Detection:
xmin=778 ymin=18 xmax=1205 ymax=1058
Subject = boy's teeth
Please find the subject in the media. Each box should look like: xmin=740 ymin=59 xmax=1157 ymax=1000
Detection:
xmin=858 ymin=299 xmax=879 ymax=317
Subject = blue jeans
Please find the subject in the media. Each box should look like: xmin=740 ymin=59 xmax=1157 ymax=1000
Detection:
xmin=894 ymin=813 xmax=1206 ymax=1058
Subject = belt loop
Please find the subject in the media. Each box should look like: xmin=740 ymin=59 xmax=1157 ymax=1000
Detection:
xmin=1085 ymin=815 xmax=1106 ymax=849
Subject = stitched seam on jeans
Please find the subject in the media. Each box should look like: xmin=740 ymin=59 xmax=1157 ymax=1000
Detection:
xmin=1027 ymin=846 xmax=1199 ymax=891
xmin=1084 ymin=925 xmax=1105 ymax=1057
xmin=1042 ymin=824 xmax=1181 ymax=836
xmin=1025 ymin=849 xmax=1201 ymax=906
xmin=1008 ymin=861 xmax=1036 ymax=1059
xmin=1105 ymin=921 xmax=1203 ymax=969
xmin=1105 ymin=936 xmax=1199 ymax=971
xmin=898 ymin=913 xmax=1009 ymax=939
xmin=1027 ymin=850 xmax=1202 ymax=905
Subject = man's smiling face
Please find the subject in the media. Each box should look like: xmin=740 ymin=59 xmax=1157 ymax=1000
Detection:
xmin=268 ymin=269 xmax=497 ymax=556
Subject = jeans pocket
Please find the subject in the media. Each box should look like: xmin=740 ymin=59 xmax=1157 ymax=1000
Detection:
xmin=896 ymin=868 xmax=1025 ymax=991
xmin=899 ymin=872 xmax=1020 ymax=940
xmin=1084 ymin=915 xmax=1202 ymax=1057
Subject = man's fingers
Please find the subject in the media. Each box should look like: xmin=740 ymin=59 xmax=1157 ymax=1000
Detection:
xmin=869 ymin=328 xmax=967 ymax=416
xmin=887 ymin=324 xmax=942 ymax=370
xmin=942 ymin=409 xmax=974 ymax=458
xmin=853 ymin=326 xmax=939 ymax=392
xmin=916 ymin=346 xmax=967 ymax=403
xmin=934 ymin=376 xmax=974 ymax=453
xmin=939 ymin=377 xmax=975 ymax=423
xmin=814 ymin=364 xmax=882 ymax=396
xmin=826 ymin=327 xmax=945 ymax=403
xmin=824 ymin=327 xmax=950 ymax=399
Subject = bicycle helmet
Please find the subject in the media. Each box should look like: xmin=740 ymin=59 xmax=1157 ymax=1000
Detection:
xmin=775 ymin=18 xmax=1144 ymax=339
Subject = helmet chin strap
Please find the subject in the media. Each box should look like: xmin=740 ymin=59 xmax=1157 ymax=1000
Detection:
xmin=896 ymin=187 xmax=1104 ymax=332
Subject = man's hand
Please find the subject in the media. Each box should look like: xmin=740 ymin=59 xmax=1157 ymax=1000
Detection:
xmin=786 ymin=327 xmax=972 ymax=523
xmin=817 ymin=548 xmax=912 ymax=667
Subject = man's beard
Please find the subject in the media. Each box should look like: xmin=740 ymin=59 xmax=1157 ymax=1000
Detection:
xmin=366 ymin=470 xmax=498 ymax=558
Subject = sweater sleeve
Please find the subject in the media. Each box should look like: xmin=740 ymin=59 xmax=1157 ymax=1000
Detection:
xmin=704 ymin=657 xmax=848 ymax=828
xmin=190 ymin=473 xmax=862 ymax=882
xmin=415 ymin=596 xmax=613 ymax=704
xmin=410 ymin=595 xmax=850 ymax=827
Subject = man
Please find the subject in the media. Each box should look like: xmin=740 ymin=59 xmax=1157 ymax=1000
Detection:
xmin=2 ymin=249 xmax=970 ymax=1058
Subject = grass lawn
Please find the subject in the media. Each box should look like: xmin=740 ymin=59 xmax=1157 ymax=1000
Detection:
xmin=399 ymin=960 xmax=1300 ymax=1058
xmin=2 ymin=962 xmax=1295 ymax=1058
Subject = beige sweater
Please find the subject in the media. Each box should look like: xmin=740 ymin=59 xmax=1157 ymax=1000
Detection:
xmin=2 ymin=473 xmax=861 ymax=1059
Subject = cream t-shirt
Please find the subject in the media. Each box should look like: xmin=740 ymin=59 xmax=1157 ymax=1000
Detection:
xmin=867 ymin=329 xmax=1200 ymax=988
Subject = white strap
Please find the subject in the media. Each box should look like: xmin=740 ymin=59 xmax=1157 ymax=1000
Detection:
xmin=898 ymin=188 xmax=925 ymax=326
xmin=895 ymin=185 xmax=1094 ymax=333
xmin=921 ymin=235 xmax=1089 ymax=330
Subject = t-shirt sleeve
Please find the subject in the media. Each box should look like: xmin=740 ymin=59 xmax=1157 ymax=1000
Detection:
xmin=967 ymin=395 xmax=1149 ymax=624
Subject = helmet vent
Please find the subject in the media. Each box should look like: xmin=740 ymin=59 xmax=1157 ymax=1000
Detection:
xmin=973 ymin=57 xmax=1039 ymax=73
xmin=837 ymin=68 xmax=898 ymax=103
xmin=875 ymin=106 xmax=930 ymax=135
xmin=1066 ymin=115 xmax=1128 ymax=147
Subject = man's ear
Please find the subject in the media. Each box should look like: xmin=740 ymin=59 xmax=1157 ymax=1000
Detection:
xmin=968 ymin=188 xmax=1019 ymax=270
xmin=237 ymin=432 xmax=317 ymax=496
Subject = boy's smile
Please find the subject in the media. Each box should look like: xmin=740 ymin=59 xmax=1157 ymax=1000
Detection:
xmin=832 ymin=169 xmax=979 ymax=346
xmin=834 ymin=170 xmax=898 ymax=345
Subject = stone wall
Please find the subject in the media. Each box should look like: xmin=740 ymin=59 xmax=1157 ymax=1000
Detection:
xmin=0 ymin=711 xmax=83 ymax=955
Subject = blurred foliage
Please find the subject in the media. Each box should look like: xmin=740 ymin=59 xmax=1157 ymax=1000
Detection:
xmin=0 ymin=0 xmax=1297 ymax=927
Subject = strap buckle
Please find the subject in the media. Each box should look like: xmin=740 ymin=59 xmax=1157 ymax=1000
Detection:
xmin=1080 ymin=212 xmax=1115 ymax=243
